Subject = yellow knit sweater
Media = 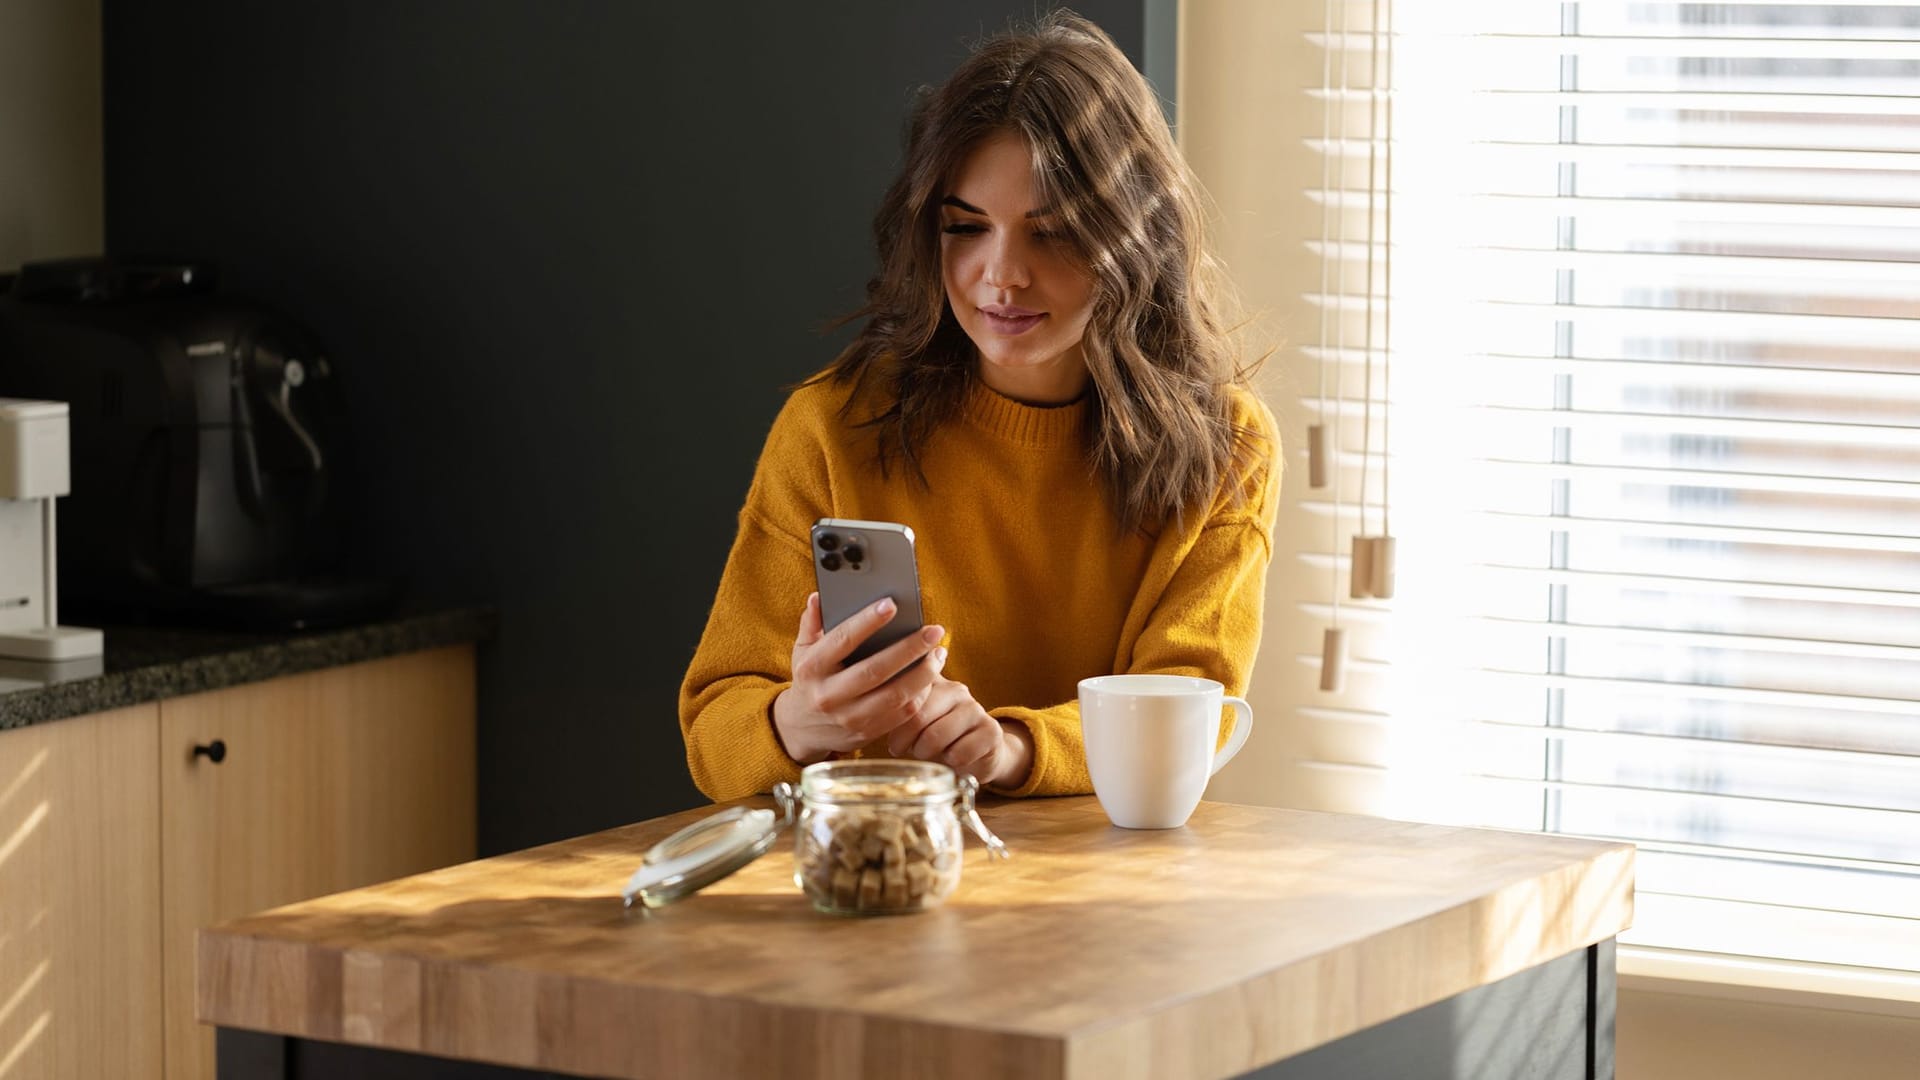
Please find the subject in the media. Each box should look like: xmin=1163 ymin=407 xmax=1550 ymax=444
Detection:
xmin=679 ymin=375 xmax=1280 ymax=800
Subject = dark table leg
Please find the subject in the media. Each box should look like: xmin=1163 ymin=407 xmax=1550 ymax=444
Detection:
xmin=215 ymin=1028 xmax=287 ymax=1080
xmin=1243 ymin=938 xmax=1617 ymax=1080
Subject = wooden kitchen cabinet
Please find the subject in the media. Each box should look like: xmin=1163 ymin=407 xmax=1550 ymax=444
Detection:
xmin=159 ymin=644 xmax=477 ymax=1080
xmin=0 ymin=704 xmax=164 ymax=1080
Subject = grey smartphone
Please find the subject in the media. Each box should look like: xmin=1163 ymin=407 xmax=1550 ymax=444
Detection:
xmin=811 ymin=518 xmax=925 ymax=668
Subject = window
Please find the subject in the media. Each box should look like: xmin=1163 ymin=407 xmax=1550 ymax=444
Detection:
xmin=1283 ymin=1 xmax=1920 ymax=974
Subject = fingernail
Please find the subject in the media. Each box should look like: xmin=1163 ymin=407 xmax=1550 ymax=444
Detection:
xmin=933 ymin=646 xmax=948 ymax=666
xmin=921 ymin=625 xmax=943 ymax=644
xmin=874 ymin=598 xmax=896 ymax=616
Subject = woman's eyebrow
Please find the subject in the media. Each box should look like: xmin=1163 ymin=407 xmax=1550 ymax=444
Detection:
xmin=940 ymin=195 xmax=1055 ymax=219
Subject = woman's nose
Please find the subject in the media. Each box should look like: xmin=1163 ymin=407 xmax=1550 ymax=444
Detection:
xmin=983 ymin=236 xmax=1031 ymax=290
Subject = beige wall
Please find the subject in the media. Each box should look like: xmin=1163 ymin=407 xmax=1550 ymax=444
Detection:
xmin=1183 ymin=0 xmax=1352 ymax=814
xmin=1619 ymin=988 xmax=1920 ymax=1080
xmin=0 ymin=0 xmax=103 ymax=271
xmin=1177 ymin=0 xmax=1920 ymax=1074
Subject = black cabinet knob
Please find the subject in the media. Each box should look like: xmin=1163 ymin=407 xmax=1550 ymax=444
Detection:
xmin=192 ymin=739 xmax=227 ymax=764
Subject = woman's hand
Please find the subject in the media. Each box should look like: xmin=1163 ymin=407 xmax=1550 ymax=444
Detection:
xmin=771 ymin=593 xmax=946 ymax=765
xmin=886 ymin=653 xmax=1034 ymax=788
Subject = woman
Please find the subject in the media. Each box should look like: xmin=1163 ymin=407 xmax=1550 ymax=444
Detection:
xmin=679 ymin=10 xmax=1278 ymax=800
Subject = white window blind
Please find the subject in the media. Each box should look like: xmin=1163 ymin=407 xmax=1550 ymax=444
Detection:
xmin=1293 ymin=1 xmax=1920 ymax=973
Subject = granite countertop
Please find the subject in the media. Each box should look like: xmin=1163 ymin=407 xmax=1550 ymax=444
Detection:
xmin=0 ymin=606 xmax=497 ymax=730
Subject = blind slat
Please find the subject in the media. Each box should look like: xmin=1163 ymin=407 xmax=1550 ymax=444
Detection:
xmin=1306 ymin=349 xmax=1920 ymax=390
xmin=1473 ymin=720 xmax=1920 ymax=766
xmin=1315 ymin=32 xmax=1920 ymax=60
xmin=1312 ymin=192 xmax=1920 ymax=228
xmin=1475 ymin=89 xmax=1920 ymax=115
xmin=1471 ymin=354 xmax=1920 ymax=392
xmin=1314 ymin=89 xmax=1920 ymax=116
xmin=1472 ymin=615 xmax=1920 ymax=662
xmin=1471 ymin=405 xmax=1920 ymax=445
xmin=1473 ymin=460 xmax=1920 ymax=500
xmin=1297 ymin=502 xmax=1920 ymax=552
xmin=1472 ymin=565 xmax=1920 ymax=609
xmin=1295 ymin=400 xmax=1920 ymax=445
xmin=1307 ymin=242 xmax=1920 ymax=282
xmin=1473 ymin=669 xmax=1920 ymax=714
xmin=1315 ymin=139 xmax=1920 ymax=170
xmin=1323 ymin=300 xmax=1920 ymax=344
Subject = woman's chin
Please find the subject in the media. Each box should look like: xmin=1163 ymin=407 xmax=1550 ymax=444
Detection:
xmin=975 ymin=348 xmax=1088 ymax=402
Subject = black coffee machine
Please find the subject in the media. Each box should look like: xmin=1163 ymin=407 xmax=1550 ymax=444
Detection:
xmin=0 ymin=257 xmax=397 ymax=629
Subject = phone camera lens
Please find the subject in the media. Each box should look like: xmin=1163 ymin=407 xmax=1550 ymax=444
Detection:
xmin=817 ymin=533 xmax=840 ymax=552
xmin=820 ymin=553 xmax=843 ymax=572
xmin=842 ymin=544 xmax=865 ymax=564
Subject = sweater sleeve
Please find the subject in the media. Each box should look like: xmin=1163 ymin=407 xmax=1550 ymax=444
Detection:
xmin=990 ymin=392 xmax=1283 ymax=798
xmin=677 ymin=397 xmax=829 ymax=801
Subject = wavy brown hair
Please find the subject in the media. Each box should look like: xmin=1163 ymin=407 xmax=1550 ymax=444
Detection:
xmin=818 ymin=8 xmax=1266 ymax=532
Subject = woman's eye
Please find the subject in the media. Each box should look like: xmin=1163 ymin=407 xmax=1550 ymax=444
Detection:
xmin=942 ymin=223 xmax=985 ymax=236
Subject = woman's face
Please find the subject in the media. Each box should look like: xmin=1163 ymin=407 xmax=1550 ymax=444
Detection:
xmin=939 ymin=132 xmax=1095 ymax=405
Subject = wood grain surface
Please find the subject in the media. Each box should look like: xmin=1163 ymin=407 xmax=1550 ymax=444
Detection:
xmin=164 ymin=646 xmax=477 ymax=1080
xmin=0 ymin=704 xmax=162 ymax=1080
xmin=199 ymin=796 xmax=1633 ymax=1080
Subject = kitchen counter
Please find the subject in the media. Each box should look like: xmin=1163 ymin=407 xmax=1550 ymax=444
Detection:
xmin=0 ymin=605 xmax=496 ymax=730
xmin=198 ymin=796 xmax=1635 ymax=1080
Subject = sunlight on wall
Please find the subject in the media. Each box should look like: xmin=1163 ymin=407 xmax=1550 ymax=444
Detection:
xmin=0 ymin=1012 xmax=49 ymax=1078
xmin=0 ymin=804 xmax=48 ymax=870
xmin=0 ymin=960 xmax=45 ymax=1034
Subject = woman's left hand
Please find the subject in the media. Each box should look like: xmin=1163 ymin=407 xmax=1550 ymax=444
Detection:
xmin=886 ymin=649 xmax=1032 ymax=787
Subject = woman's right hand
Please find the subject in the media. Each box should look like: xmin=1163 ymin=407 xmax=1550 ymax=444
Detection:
xmin=771 ymin=592 xmax=946 ymax=765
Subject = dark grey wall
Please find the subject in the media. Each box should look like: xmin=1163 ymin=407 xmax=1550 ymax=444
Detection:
xmin=102 ymin=0 xmax=1166 ymax=854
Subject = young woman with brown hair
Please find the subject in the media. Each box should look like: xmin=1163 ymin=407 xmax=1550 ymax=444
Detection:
xmin=680 ymin=10 xmax=1279 ymax=800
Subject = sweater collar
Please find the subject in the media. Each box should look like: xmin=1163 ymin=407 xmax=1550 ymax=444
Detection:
xmin=961 ymin=379 xmax=1090 ymax=448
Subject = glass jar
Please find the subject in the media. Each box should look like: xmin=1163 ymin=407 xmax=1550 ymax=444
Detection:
xmin=774 ymin=760 xmax=1008 ymax=916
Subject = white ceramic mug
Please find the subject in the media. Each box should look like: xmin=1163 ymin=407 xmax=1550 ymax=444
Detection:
xmin=1077 ymin=674 xmax=1253 ymax=829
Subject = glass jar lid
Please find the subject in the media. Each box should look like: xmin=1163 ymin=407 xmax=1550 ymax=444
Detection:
xmin=621 ymin=805 xmax=783 ymax=910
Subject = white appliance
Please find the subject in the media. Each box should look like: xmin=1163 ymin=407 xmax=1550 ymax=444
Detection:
xmin=0 ymin=398 xmax=103 ymax=660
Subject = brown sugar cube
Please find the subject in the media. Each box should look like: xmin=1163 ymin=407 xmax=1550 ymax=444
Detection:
xmin=833 ymin=835 xmax=864 ymax=872
xmin=905 ymin=861 xmax=932 ymax=899
xmin=831 ymin=867 xmax=859 ymax=909
xmin=882 ymin=865 xmax=908 ymax=908
xmin=859 ymin=828 xmax=887 ymax=864
xmin=857 ymin=868 xmax=884 ymax=910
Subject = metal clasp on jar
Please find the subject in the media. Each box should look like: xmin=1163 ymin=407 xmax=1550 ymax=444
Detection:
xmin=956 ymin=774 xmax=1010 ymax=860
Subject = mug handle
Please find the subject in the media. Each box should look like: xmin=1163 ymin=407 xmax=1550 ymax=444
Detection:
xmin=1210 ymin=697 xmax=1254 ymax=776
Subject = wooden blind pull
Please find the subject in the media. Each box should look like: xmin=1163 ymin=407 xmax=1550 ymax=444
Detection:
xmin=1349 ymin=534 xmax=1375 ymax=600
xmin=1369 ymin=535 xmax=1397 ymax=599
xmin=1307 ymin=424 xmax=1328 ymax=489
xmin=1319 ymin=627 xmax=1348 ymax=693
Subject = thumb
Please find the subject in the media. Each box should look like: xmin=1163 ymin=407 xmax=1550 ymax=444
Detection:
xmin=796 ymin=592 xmax=824 ymax=647
xmin=929 ymin=645 xmax=949 ymax=675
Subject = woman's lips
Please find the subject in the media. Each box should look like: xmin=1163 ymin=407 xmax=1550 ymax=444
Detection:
xmin=980 ymin=307 xmax=1046 ymax=335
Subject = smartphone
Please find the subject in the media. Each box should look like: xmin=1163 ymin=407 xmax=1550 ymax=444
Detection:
xmin=811 ymin=518 xmax=925 ymax=667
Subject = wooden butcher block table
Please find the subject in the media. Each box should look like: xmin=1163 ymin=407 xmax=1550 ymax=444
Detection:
xmin=199 ymin=796 xmax=1634 ymax=1080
